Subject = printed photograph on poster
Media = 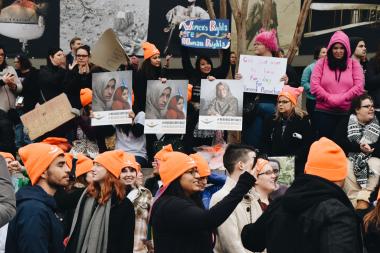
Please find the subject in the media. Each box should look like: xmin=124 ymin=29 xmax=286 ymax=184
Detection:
xmin=60 ymin=0 xmax=149 ymax=56
xmin=268 ymin=156 xmax=295 ymax=187
xmin=91 ymin=71 xmax=133 ymax=126
xmin=199 ymin=79 xmax=244 ymax=131
xmin=145 ymin=80 xmax=188 ymax=134
xmin=231 ymin=0 xmax=300 ymax=54
xmin=148 ymin=0 xmax=212 ymax=55
xmin=239 ymin=55 xmax=287 ymax=94
xmin=0 ymin=0 xmax=58 ymax=57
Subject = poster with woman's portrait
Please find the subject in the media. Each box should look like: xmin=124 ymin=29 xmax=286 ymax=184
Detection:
xmin=91 ymin=71 xmax=133 ymax=126
xmin=199 ymin=79 xmax=244 ymax=131
xmin=145 ymin=80 xmax=188 ymax=134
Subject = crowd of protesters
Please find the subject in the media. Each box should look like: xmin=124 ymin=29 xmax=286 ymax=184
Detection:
xmin=0 ymin=26 xmax=380 ymax=253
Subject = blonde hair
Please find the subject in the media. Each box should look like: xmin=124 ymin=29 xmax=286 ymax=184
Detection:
xmin=274 ymin=103 xmax=308 ymax=121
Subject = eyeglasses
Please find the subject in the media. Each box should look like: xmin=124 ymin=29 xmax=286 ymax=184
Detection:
xmin=361 ymin=104 xmax=374 ymax=109
xmin=184 ymin=168 xmax=199 ymax=177
xmin=278 ymin=100 xmax=290 ymax=105
xmin=76 ymin=54 xmax=89 ymax=58
xmin=257 ymin=168 xmax=279 ymax=177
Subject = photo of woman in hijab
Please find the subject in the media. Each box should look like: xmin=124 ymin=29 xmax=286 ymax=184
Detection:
xmin=146 ymin=84 xmax=172 ymax=119
xmin=207 ymin=82 xmax=238 ymax=116
xmin=92 ymin=77 xmax=116 ymax=111
xmin=166 ymin=95 xmax=185 ymax=119
xmin=111 ymin=86 xmax=131 ymax=110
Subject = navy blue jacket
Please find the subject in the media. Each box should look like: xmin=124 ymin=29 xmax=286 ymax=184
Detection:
xmin=6 ymin=185 xmax=65 ymax=253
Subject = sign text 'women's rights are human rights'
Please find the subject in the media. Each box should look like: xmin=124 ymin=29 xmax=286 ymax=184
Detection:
xmin=180 ymin=19 xmax=230 ymax=49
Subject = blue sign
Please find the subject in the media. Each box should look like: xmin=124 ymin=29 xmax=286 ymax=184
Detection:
xmin=180 ymin=19 xmax=230 ymax=50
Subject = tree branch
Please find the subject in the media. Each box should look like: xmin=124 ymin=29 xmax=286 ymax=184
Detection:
xmin=205 ymin=0 xmax=216 ymax=19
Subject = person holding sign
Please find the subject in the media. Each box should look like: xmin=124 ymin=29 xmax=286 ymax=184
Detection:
xmin=260 ymin=85 xmax=314 ymax=176
xmin=311 ymin=31 xmax=364 ymax=139
xmin=238 ymin=29 xmax=299 ymax=148
xmin=180 ymin=37 xmax=230 ymax=150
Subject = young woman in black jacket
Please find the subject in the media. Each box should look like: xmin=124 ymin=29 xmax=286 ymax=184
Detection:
xmin=181 ymin=44 xmax=230 ymax=151
xmin=65 ymin=150 xmax=135 ymax=253
xmin=260 ymin=85 xmax=314 ymax=176
xmin=151 ymin=151 xmax=258 ymax=253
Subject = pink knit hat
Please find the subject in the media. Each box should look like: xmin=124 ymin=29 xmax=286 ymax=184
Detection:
xmin=254 ymin=29 xmax=279 ymax=53
xmin=278 ymin=85 xmax=304 ymax=105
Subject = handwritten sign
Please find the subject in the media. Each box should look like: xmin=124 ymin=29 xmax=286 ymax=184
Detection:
xmin=180 ymin=19 xmax=230 ymax=49
xmin=239 ymin=55 xmax=287 ymax=95
xmin=20 ymin=94 xmax=75 ymax=140
xmin=91 ymin=29 xmax=128 ymax=71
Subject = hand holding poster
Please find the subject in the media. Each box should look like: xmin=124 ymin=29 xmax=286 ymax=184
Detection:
xmin=91 ymin=71 xmax=133 ymax=126
xmin=180 ymin=19 xmax=230 ymax=49
xmin=145 ymin=80 xmax=188 ymax=134
xmin=199 ymin=79 xmax=244 ymax=131
xmin=239 ymin=55 xmax=287 ymax=94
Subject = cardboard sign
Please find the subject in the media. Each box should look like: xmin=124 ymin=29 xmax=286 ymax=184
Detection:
xmin=199 ymin=79 xmax=244 ymax=131
xmin=239 ymin=55 xmax=287 ymax=94
xmin=91 ymin=29 xmax=128 ymax=71
xmin=144 ymin=80 xmax=188 ymax=134
xmin=20 ymin=94 xmax=75 ymax=140
xmin=180 ymin=19 xmax=230 ymax=49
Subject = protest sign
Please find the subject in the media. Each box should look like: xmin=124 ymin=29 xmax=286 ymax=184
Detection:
xmin=239 ymin=55 xmax=287 ymax=94
xmin=199 ymin=79 xmax=244 ymax=131
xmin=269 ymin=156 xmax=295 ymax=186
xmin=91 ymin=29 xmax=129 ymax=71
xmin=180 ymin=19 xmax=230 ymax=49
xmin=145 ymin=80 xmax=188 ymax=134
xmin=92 ymin=71 xmax=133 ymax=126
xmin=20 ymin=94 xmax=75 ymax=140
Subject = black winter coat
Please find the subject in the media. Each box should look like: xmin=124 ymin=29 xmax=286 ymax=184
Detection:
xmin=6 ymin=185 xmax=65 ymax=253
xmin=0 ymin=109 xmax=15 ymax=154
xmin=365 ymin=58 xmax=380 ymax=108
xmin=38 ymin=64 xmax=67 ymax=102
xmin=151 ymin=172 xmax=255 ymax=253
xmin=260 ymin=114 xmax=314 ymax=175
xmin=64 ymin=65 xmax=92 ymax=109
xmin=241 ymin=174 xmax=363 ymax=253
xmin=18 ymin=67 xmax=40 ymax=113
xmin=65 ymin=192 xmax=135 ymax=253
xmin=364 ymin=223 xmax=380 ymax=253
xmin=334 ymin=116 xmax=380 ymax=158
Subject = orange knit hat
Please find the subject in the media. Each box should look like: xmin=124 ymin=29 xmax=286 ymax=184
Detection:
xmin=190 ymin=153 xmax=210 ymax=177
xmin=65 ymin=153 xmax=93 ymax=177
xmin=94 ymin=150 xmax=128 ymax=178
xmin=0 ymin=152 xmax=15 ymax=161
xmin=42 ymin=137 xmax=71 ymax=152
xmin=159 ymin=152 xmax=197 ymax=187
xmin=255 ymin=158 xmax=270 ymax=175
xmin=142 ymin=41 xmax=160 ymax=60
xmin=19 ymin=143 xmax=64 ymax=185
xmin=154 ymin=144 xmax=173 ymax=161
xmin=278 ymin=85 xmax=304 ymax=105
xmin=305 ymin=137 xmax=347 ymax=182
xmin=123 ymin=152 xmax=140 ymax=172
xmin=80 ymin=88 xmax=92 ymax=107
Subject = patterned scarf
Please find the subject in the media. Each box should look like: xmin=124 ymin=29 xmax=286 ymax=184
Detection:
xmin=347 ymin=114 xmax=380 ymax=187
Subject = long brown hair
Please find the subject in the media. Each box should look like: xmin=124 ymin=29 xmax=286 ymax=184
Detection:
xmin=363 ymin=202 xmax=380 ymax=233
xmin=87 ymin=171 xmax=126 ymax=205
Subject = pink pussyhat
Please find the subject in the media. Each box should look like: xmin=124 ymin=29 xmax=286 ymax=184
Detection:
xmin=254 ymin=29 xmax=279 ymax=53
xmin=278 ymin=85 xmax=304 ymax=105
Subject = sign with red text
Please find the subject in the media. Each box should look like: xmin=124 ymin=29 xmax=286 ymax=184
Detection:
xmin=239 ymin=55 xmax=287 ymax=95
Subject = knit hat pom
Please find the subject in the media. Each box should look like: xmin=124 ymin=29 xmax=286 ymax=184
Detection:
xmin=254 ymin=28 xmax=279 ymax=53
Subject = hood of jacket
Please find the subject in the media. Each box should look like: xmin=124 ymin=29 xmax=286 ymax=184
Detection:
xmin=327 ymin=31 xmax=351 ymax=61
xmin=16 ymin=185 xmax=57 ymax=210
xmin=281 ymin=174 xmax=352 ymax=214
